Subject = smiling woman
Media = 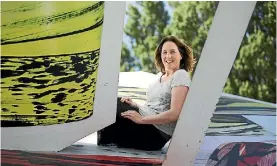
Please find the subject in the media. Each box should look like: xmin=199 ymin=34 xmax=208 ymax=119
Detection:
xmin=1 ymin=1 xmax=104 ymax=126
xmin=97 ymin=36 xmax=196 ymax=151
xmin=155 ymin=36 xmax=195 ymax=75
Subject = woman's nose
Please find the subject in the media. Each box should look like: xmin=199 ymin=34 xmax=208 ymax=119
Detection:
xmin=166 ymin=53 xmax=172 ymax=58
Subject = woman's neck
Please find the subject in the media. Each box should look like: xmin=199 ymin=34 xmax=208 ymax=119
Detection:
xmin=164 ymin=69 xmax=177 ymax=77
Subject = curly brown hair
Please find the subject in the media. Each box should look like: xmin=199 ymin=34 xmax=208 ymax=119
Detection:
xmin=154 ymin=36 xmax=196 ymax=73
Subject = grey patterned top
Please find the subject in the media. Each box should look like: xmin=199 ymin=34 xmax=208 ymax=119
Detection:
xmin=139 ymin=69 xmax=191 ymax=136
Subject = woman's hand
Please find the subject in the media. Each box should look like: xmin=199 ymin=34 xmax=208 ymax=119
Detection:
xmin=121 ymin=110 xmax=143 ymax=124
xmin=120 ymin=97 xmax=137 ymax=108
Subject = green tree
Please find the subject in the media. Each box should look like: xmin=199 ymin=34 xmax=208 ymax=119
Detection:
xmin=120 ymin=43 xmax=138 ymax=72
xmin=122 ymin=1 xmax=276 ymax=103
xmin=123 ymin=1 xmax=170 ymax=73
xmin=224 ymin=1 xmax=276 ymax=103
xmin=164 ymin=1 xmax=276 ymax=103
xmin=166 ymin=1 xmax=219 ymax=69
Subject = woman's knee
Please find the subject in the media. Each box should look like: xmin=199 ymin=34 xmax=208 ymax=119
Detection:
xmin=117 ymin=97 xmax=122 ymax=102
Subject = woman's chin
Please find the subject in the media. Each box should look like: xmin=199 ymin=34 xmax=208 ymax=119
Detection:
xmin=164 ymin=66 xmax=180 ymax=72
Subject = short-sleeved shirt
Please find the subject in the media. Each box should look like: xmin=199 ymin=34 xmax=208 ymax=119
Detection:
xmin=139 ymin=69 xmax=191 ymax=136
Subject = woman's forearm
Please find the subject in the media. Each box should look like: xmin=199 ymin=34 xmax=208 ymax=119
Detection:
xmin=140 ymin=110 xmax=179 ymax=125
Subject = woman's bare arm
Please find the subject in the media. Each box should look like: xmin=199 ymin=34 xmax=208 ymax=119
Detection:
xmin=141 ymin=86 xmax=189 ymax=124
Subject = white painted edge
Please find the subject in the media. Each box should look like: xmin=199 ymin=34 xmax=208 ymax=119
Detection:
xmin=163 ymin=2 xmax=256 ymax=166
xmin=120 ymin=71 xmax=275 ymax=107
xmin=118 ymin=71 xmax=157 ymax=88
xmin=221 ymin=93 xmax=277 ymax=107
xmin=1 ymin=2 xmax=126 ymax=152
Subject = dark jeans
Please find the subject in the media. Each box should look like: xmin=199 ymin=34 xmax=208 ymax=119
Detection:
xmin=97 ymin=97 xmax=171 ymax=151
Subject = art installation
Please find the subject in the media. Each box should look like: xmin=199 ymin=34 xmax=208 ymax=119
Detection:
xmin=1 ymin=1 xmax=275 ymax=166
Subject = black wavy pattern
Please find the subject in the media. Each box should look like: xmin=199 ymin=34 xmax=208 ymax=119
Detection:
xmin=1 ymin=50 xmax=99 ymax=127
xmin=1 ymin=1 xmax=104 ymax=45
xmin=2 ymin=19 xmax=103 ymax=45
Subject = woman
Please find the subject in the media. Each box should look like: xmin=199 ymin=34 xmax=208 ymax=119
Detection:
xmin=97 ymin=36 xmax=196 ymax=151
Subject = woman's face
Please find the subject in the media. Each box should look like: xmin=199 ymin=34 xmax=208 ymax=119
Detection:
xmin=161 ymin=41 xmax=182 ymax=72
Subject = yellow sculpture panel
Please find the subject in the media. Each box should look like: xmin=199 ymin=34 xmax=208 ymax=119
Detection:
xmin=1 ymin=1 xmax=104 ymax=126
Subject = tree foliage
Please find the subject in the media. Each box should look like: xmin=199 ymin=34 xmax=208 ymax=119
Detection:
xmin=165 ymin=1 xmax=219 ymax=74
xmin=120 ymin=43 xmax=137 ymax=72
xmin=224 ymin=1 xmax=276 ymax=103
xmin=121 ymin=1 xmax=276 ymax=103
xmin=122 ymin=2 xmax=170 ymax=73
